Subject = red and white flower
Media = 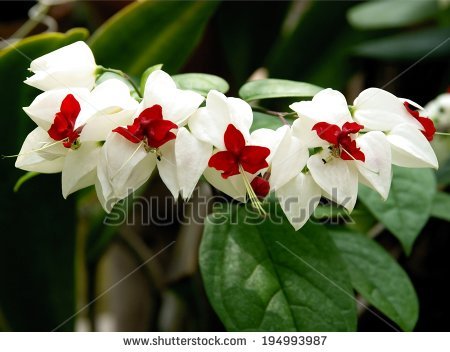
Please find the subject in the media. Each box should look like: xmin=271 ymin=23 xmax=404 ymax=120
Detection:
xmin=96 ymin=70 xmax=206 ymax=212
xmin=271 ymin=89 xmax=392 ymax=230
xmin=189 ymin=90 xmax=281 ymax=210
xmin=15 ymin=78 xmax=138 ymax=198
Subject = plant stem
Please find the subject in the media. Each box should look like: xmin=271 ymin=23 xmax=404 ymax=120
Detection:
xmin=97 ymin=66 xmax=142 ymax=98
xmin=251 ymin=105 xmax=296 ymax=125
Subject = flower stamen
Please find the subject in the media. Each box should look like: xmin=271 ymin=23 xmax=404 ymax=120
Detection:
xmin=239 ymin=165 xmax=266 ymax=216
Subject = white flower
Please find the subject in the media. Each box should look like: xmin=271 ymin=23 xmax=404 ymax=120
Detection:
xmin=189 ymin=90 xmax=278 ymax=209
xmin=24 ymin=41 xmax=97 ymax=91
xmin=425 ymin=92 xmax=450 ymax=163
xmin=96 ymin=70 xmax=206 ymax=212
xmin=353 ymin=88 xmax=438 ymax=168
xmin=15 ymin=79 xmax=138 ymax=198
xmin=425 ymin=92 xmax=450 ymax=130
xmin=272 ymin=89 xmax=392 ymax=230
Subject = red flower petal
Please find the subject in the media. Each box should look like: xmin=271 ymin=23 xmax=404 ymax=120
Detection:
xmin=403 ymin=101 xmax=420 ymax=119
xmin=145 ymin=119 xmax=178 ymax=148
xmin=113 ymin=104 xmax=177 ymax=147
xmin=224 ymin=124 xmax=246 ymax=156
xmin=112 ymin=126 xmax=142 ymax=143
xmin=340 ymin=137 xmax=365 ymax=162
xmin=139 ymin=105 xmax=164 ymax=127
xmin=312 ymin=122 xmax=341 ymax=146
xmin=239 ymin=145 xmax=270 ymax=174
xmin=416 ymin=116 xmax=436 ymax=141
xmin=251 ymin=176 xmax=270 ymax=198
xmin=341 ymin=122 xmax=363 ymax=135
xmin=208 ymin=151 xmax=239 ymax=179
xmin=403 ymin=101 xmax=436 ymax=141
xmin=60 ymin=94 xmax=81 ymax=125
xmin=48 ymin=94 xmax=81 ymax=148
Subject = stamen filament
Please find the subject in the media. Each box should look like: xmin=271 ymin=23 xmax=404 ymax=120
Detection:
xmin=2 ymin=139 xmax=64 ymax=159
xmin=239 ymin=165 xmax=266 ymax=216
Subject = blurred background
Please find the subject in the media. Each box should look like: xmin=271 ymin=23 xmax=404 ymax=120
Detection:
xmin=0 ymin=0 xmax=449 ymax=332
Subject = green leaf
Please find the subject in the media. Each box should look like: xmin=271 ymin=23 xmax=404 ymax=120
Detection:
xmin=437 ymin=156 xmax=450 ymax=185
xmin=347 ymin=0 xmax=439 ymax=30
xmin=431 ymin=191 xmax=450 ymax=222
xmin=353 ymin=27 xmax=450 ymax=61
xmin=239 ymin=79 xmax=322 ymax=102
xmin=172 ymin=73 xmax=229 ymax=96
xmin=0 ymin=29 xmax=87 ymax=330
xmin=250 ymin=112 xmax=285 ymax=132
xmin=89 ymin=1 xmax=218 ymax=76
xmin=313 ymin=204 xmax=350 ymax=220
xmin=140 ymin=64 xmax=163 ymax=94
xmin=267 ymin=1 xmax=369 ymax=91
xmin=13 ymin=171 xmax=40 ymax=192
xmin=331 ymin=230 xmax=419 ymax=331
xmin=199 ymin=205 xmax=357 ymax=331
xmin=358 ymin=166 xmax=436 ymax=254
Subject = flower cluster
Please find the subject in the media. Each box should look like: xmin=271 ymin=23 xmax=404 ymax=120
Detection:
xmin=15 ymin=41 xmax=439 ymax=230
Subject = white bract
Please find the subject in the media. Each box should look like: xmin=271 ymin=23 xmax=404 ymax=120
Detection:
xmin=24 ymin=41 xmax=97 ymax=91
xmin=353 ymin=88 xmax=438 ymax=169
xmin=96 ymin=70 xmax=206 ymax=212
xmin=16 ymin=78 xmax=138 ymax=198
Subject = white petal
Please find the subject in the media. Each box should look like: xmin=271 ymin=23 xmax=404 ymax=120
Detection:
xmin=250 ymin=125 xmax=289 ymax=164
xmin=15 ymin=127 xmax=66 ymax=173
xmin=175 ymin=127 xmax=212 ymax=200
xmin=157 ymin=140 xmax=180 ymax=198
xmin=203 ymin=167 xmax=246 ymax=202
xmin=25 ymin=41 xmax=96 ymax=91
xmin=143 ymin=70 xmax=203 ymax=126
xmin=387 ymin=123 xmax=438 ymax=169
xmin=291 ymin=116 xmax=329 ymax=148
xmin=24 ymin=68 xmax=96 ymax=92
xmin=165 ymin=89 xmax=204 ymax=126
xmin=79 ymin=80 xmax=139 ymax=140
xmin=355 ymin=131 xmax=392 ymax=200
xmin=353 ymin=88 xmax=422 ymax=131
xmin=74 ymin=79 xmax=138 ymax=130
xmin=104 ymin=133 xmax=156 ymax=199
xmin=96 ymin=141 xmax=156 ymax=213
xmin=95 ymin=149 xmax=115 ymax=213
xmin=80 ymin=110 xmax=135 ymax=142
xmin=62 ymin=142 xmax=100 ymax=198
xmin=188 ymin=91 xmax=229 ymax=150
xmin=23 ymin=88 xmax=91 ymax=130
xmin=290 ymin=88 xmax=352 ymax=126
xmin=307 ymin=153 xmax=358 ymax=211
xmin=228 ymin=97 xmax=253 ymax=137
xmin=276 ymin=173 xmax=321 ymax=231
xmin=143 ymin=69 xmax=177 ymax=105
xmin=188 ymin=90 xmax=252 ymax=150
xmin=270 ymin=129 xmax=309 ymax=190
